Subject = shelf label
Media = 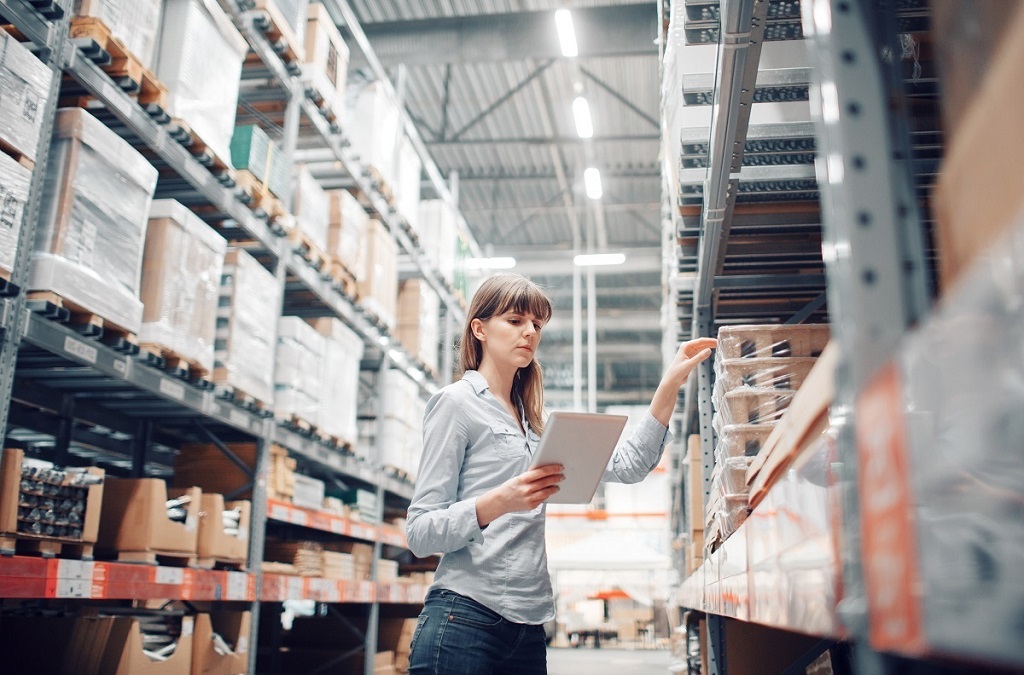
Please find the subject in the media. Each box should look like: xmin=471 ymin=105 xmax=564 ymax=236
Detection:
xmin=54 ymin=577 xmax=92 ymax=599
xmin=225 ymin=571 xmax=249 ymax=600
xmin=269 ymin=504 xmax=290 ymax=521
xmin=113 ymin=359 xmax=126 ymax=374
xmin=287 ymin=576 xmax=305 ymax=599
xmin=57 ymin=559 xmax=94 ymax=580
xmin=289 ymin=509 xmax=309 ymax=526
xmin=155 ymin=567 xmax=184 ymax=586
xmin=159 ymin=378 xmax=186 ymax=400
xmin=63 ymin=336 xmax=97 ymax=364
xmin=229 ymin=409 xmax=250 ymax=429
xmin=329 ymin=519 xmax=347 ymax=535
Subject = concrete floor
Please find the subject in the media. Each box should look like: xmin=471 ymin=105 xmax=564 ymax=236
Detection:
xmin=547 ymin=647 xmax=671 ymax=675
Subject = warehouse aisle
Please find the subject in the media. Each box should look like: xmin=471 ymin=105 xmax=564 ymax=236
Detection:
xmin=547 ymin=647 xmax=670 ymax=674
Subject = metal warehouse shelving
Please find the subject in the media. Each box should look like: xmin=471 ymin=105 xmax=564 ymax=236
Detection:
xmin=667 ymin=0 xmax=1023 ymax=673
xmin=0 ymin=0 xmax=462 ymax=671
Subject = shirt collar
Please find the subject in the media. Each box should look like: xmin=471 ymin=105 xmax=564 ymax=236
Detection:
xmin=461 ymin=369 xmax=490 ymax=395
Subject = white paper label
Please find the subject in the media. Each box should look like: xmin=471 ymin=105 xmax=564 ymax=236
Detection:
xmin=237 ymin=636 xmax=249 ymax=654
xmin=289 ymin=510 xmax=308 ymax=526
xmin=269 ymin=504 xmax=290 ymax=521
xmin=181 ymin=617 xmax=194 ymax=636
xmin=226 ymin=571 xmax=248 ymax=600
xmin=155 ymin=567 xmax=184 ymax=585
xmin=57 ymin=559 xmax=94 ymax=580
xmin=55 ymin=578 xmax=91 ymax=598
xmin=159 ymin=378 xmax=185 ymax=400
xmin=63 ymin=336 xmax=97 ymax=364
xmin=113 ymin=359 xmax=126 ymax=374
xmin=330 ymin=519 xmax=346 ymax=535
xmin=287 ymin=576 xmax=304 ymax=599
xmin=185 ymin=514 xmax=197 ymax=532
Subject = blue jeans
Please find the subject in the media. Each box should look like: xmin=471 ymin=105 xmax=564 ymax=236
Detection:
xmin=407 ymin=588 xmax=547 ymax=675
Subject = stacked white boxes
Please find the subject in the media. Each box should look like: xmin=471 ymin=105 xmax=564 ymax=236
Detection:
xmin=0 ymin=27 xmax=54 ymax=163
xmin=378 ymin=369 xmax=424 ymax=480
xmin=140 ymin=199 xmax=227 ymax=373
xmin=359 ymin=219 xmax=398 ymax=330
xmin=292 ymin=165 xmax=330 ymax=254
xmin=396 ymin=279 xmax=440 ymax=375
xmin=274 ymin=317 xmax=326 ymax=427
xmin=310 ymin=317 xmax=363 ymax=447
xmin=72 ymin=0 xmax=163 ymax=69
xmin=0 ymin=152 xmax=32 ymax=279
xmin=327 ymin=189 xmax=368 ymax=281
xmin=154 ymin=0 xmax=248 ymax=165
xmin=348 ymin=80 xmax=400 ymax=187
xmin=215 ymin=249 xmax=281 ymax=406
xmin=395 ymin=136 xmax=422 ymax=233
xmin=302 ymin=3 xmax=349 ymax=116
xmin=31 ymin=108 xmax=158 ymax=333
xmin=418 ymin=200 xmax=457 ymax=285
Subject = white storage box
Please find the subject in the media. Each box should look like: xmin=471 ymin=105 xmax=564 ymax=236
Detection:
xmin=292 ymin=473 xmax=326 ymax=511
xmin=293 ymin=165 xmax=330 ymax=254
xmin=310 ymin=317 xmax=364 ymax=444
xmin=274 ymin=316 xmax=325 ymax=425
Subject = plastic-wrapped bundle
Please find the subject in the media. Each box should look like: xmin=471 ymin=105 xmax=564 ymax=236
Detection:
xmin=716 ymin=324 xmax=830 ymax=360
xmin=72 ymin=0 xmax=163 ymax=68
xmin=31 ymin=108 xmax=157 ymax=333
xmin=327 ymin=189 xmax=367 ymax=280
xmin=711 ymin=455 xmax=754 ymax=496
xmin=715 ymin=424 xmax=772 ymax=463
xmin=154 ymin=0 xmax=247 ymax=166
xmin=418 ymin=199 xmax=458 ymax=285
xmin=140 ymin=200 xmax=227 ymax=373
xmin=713 ymin=356 xmax=817 ymax=403
xmin=713 ymin=388 xmax=794 ymax=434
xmin=714 ymin=493 xmax=750 ymax=541
xmin=347 ymin=80 xmax=400 ymax=186
xmin=302 ymin=3 xmax=349 ymax=116
xmin=396 ymin=279 xmax=440 ymax=374
xmin=261 ymin=0 xmax=306 ymax=53
xmin=215 ymin=249 xmax=280 ymax=405
xmin=231 ymin=125 xmax=290 ymax=200
xmin=395 ymin=136 xmax=422 ymax=232
xmin=292 ymin=165 xmax=329 ymax=253
xmin=274 ymin=317 xmax=325 ymax=425
xmin=379 ymin=368 xmax=424 ymax=478
xmin=0 ymin=28 xmax=53 ymax=163
xmin=659 ymin=0 xmax=687 ymax=206
xmin=0 ymin=150 xmax=32 ymax=276
xmin=359 ymin=219 xmax=398 ymax=329
xmin=311 ymin=317 xmax=363 ymax=444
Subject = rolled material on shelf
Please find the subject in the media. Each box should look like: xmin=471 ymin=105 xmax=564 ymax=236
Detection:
xmin=72 ymin=0 xmax=163 ymax=69
xmin=0 ymin=27 xmax=53 ymax=162
xmin=31 ymin=108 xmax=158 ymax=333
xmin=0 ymin=150 xmax=32 ymax=277
xmin=141 ymin=199 xmax=227 ymax=373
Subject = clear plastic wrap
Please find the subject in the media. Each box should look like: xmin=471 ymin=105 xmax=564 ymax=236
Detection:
xmin=140 ymin=199 xmax=227 ymax=372
xmin=302 ymin=2 xmax=349 ymax=116
xmin=312 ymin=317 xmax=363 ymax=444
xmin=274 ymin=317 xmax=325 ymax=425
xmin=215 ymin=248 xmax=280 ymax=404
xmin=715 ymin=424 xmax=773 ymax=463
xmin=713 ymin=388 xmax=794 ymax=433
xmin=395 ymin=135 xmax=422 ymax=232
xmin=713 ymin=493 xmax=750 ymax=543
xmin=72 ymin=0 xmax=163 ymax=68
xmin=0 ymin=28 xmax=53 ymax=163
xmin=716 ymin=324 xmax=830 ymax=360
xmin=0 ymin=149 xmax=32 ymax=275
xmin=711 ymin=456 xmax=754 ymax=496
xmin=347 ymin=80 xmax=400 ymax=186
xmin=155 ymin=0 xmax=247 ymax=166
xmin=417 ymin=199 xmax=457 ymax=285
xmin=659 ymin=0 xmax=687 ymax=208
xmin=327 ymin=189 xmax=367 ymax=280
xmin=396 ymin=279 xmax=440 ymax=374
xmin=379 ymin=369 xmax=424 ymax=478
xmin=292 ymin=165 xmax=329 ymax=253
xmin=713 ymin=356 xmax=817 ymax=402
xmin=359 ymin=219 xmax=398 ymax=329
xmin=262 ymin=0 xmax=306 ymax=52
xmin=31 ymin=108 xmax=157 ymax=333
xmin=230 ymin=124 xmax=290 ymax=200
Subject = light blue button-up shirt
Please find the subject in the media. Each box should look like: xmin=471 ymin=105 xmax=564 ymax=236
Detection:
xmin=406 ymin=370 xmax=672 ymax=625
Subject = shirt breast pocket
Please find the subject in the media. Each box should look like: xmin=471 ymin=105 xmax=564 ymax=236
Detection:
xmin=488 ymin=423 xmax=523 ymax=460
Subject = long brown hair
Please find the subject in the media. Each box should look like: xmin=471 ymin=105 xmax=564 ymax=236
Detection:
xmin=459 ymin=274 xmax=553 ymax=434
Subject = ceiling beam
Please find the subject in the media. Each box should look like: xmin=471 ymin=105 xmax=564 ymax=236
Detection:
xmin=347 ymin=4 xmax=658 ymax=67
xmin=425 ymin=134 xmax=659 ymax=146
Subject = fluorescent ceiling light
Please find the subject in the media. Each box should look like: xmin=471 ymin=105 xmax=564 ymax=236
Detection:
xmin=584 ymin=166 xmax=602 ymax=199
xmin=465 ymin=256 xmax=517 ymax=270
xmin=574 ymin=253 xmax=626 ymax=267
xmin=555 ymin=9 xmax=578 ymax=57
xmin=572 ymin=97 xmax=593 ymax=139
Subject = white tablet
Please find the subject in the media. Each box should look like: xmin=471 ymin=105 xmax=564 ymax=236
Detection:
xmin=529 ymin=411 xmax=628 ymax=504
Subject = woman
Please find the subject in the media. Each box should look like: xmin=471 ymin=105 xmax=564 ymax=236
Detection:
xmin=406 ymin=274 xmax=715 ymax=674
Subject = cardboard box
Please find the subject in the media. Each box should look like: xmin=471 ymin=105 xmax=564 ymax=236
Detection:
xmin=0 ymin=448 xmax=105 ymax=545
xmin=173 ymin=443 xmax=295 ymax=502
xmin=396 ymin=279 xmax=441 ymax=374
xmin=358 ymin=219 xmax=398 ymax=329
xmin=101 ymin=615 xmax=194 ymax=675
xmin=332 ymin=541 xmax=373 ymax=580
xmin=192 ymin=611 xmax=250 ymax=675
xmin=327 ymin=189 xmax=368 ymax=281
xmin=192 ymin=494 xmax=249 ymax=567
xmin=302 ymin=3 xmax=349 ymax=116
xmin=685 ymin=435 xmax=704 ymax=538
xmin=933 ymin=5 xmax=1024 ymax=291
xmin=97 ymin=479 xmax=200 ymax=555
xmin=140 ymin=200 xmax=227 ymax=373
xmin=0 ymin=27 xmax=53 ymax=162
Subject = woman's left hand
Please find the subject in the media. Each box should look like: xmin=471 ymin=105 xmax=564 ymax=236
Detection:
xmin=665 ymin=337 xmax=718 ymax=388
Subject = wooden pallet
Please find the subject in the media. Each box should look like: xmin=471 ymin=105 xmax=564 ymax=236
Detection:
xmin=212 ymin=379 xmax=273 ymax=415
xmin=0 ymin=533 xmax=94 ymax=560
xmin=111 ymin=549 xmax=196 ymax=567
xmin=327 ymin=258 xmax=359 ymax=298
xmin=0 ymin=136 xmax=35 ymax=171
xmin=279 ymin=413 xmax=315 ymax=435
xmin=383 ymin=466 xmax=412 ymax=483
xmin=314 ymin=432 xmax=354 ymax=454
xmin=288 ymin=228 xmax=329 ymax=272
xmin=250 ymin=0 xmax=304 ymax=67
xmin=28 ymin=291 xmax=139 ymax=352
xmin=302 ymin=83 xmax=339 ymax=123
xmin=235 ymin=169 xmax=293 ymax=227
xmin=139 ymin=343 xmax=213 ymax=387
xmin=366 ymin=166 xmax=396 ymax=207
xmin=166 ymin=117 xmax=234 ymax=179
xmin=68 ymin=17 xmax=168 ymax=109
xmin=192 ymin=556 xmax=246 ymax=571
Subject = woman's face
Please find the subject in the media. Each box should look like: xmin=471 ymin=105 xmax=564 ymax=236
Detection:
xmin=474 ymin=309 xmax=545 ymax=371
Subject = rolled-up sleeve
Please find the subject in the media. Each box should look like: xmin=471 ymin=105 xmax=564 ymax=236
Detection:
xmin=602 ymin=411 xmax=673 ymax=484
xmin=406 ymin=389 xmax=485 ymax=557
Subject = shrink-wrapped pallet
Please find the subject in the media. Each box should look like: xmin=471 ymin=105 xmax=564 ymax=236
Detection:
xmin=274 ymin=316 xmax=325 ymax=426
xmin=327 ymin=189 xmax=367 ymax=280
xmin=302 ymin=2 xmax=349 ymax=116
xmin=348 ymin=80 xmax=400 ymax=186
xmin=154 ymin=0 xmax=247 ymax=166
xmin=231 ymin=124 xmax=290 ymax=200
xmin=418 ymin=199 xmax=457 ymax=285
xmin=0 ymin=27 xmax=53 ymax=162
xmin=292 ymin=165 xmax=329 ymax=253
xmin=359 ymin=219 xmax=398 ymax=329
xmin=140 ymin=199 xmax=226 ymax=374
xmin=716 ymin=323 xmax=830 ymax=360
xmin=215 ymin=248 xmax=280 ymax=405
xmin=395 ymin=135 xmax=422 ymax=232
xmin=31 ymin=108 xmax=157 ymax=333
xmin=396 ymin=279 xmax=440 ymax=374
xmin=310 ymin=317 xmax=363 ymax=445
xmin=72 ymin=0 xmax=163 ymax=68
xmin=379 ymin=369 xmax=424 ymax=479
xmin=0 ymin=150 xmax=32 ymax=278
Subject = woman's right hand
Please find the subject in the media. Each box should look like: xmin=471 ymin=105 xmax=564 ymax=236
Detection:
xmin=476 ymin=464 xmax=565 ymax=527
